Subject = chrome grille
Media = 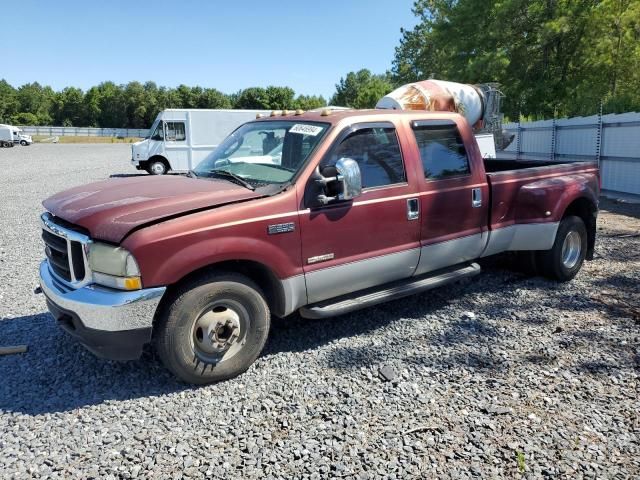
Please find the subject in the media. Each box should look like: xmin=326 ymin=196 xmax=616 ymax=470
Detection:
xmin=41 ymin=212 xmax=91 ymax=286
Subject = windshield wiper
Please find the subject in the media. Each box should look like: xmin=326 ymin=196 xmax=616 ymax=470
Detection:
xmin=207 ymin=170 xmax=255 ymax=191
xmin=186 ymin=170 xmax=198 ymax=178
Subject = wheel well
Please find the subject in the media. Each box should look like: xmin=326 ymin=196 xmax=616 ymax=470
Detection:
xmin=160 ymin=260 xmax=285 ymax=319
xmin=148 ymin=155 xmax=170 ymax=171
xmin=563 ymin=197 xmax=597 ymax=260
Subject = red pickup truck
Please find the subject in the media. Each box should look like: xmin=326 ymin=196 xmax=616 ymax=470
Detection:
xmin=39 ymin=109 xmax=599 ymax=383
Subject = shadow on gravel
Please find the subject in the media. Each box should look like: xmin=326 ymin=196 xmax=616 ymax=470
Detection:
xmin=297 ymin=253 xmax=637 ymax=376
xmin=599 ymin=197 xmax=640 ymax=220
xmin=0 ymin=313 xmax=187 ymax=416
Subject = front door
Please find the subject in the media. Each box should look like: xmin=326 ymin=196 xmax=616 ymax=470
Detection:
xmin=299 ymin=122 xmax=422 ymax=304
xmin=407 ymin=119 xmax=489 ymax=275
xmin=164 ymin=120 xmax=189 ymax=171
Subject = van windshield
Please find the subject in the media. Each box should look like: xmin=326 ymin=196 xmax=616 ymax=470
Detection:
xmin=193 ymin=121 xmax=329 ymax=186
xmin=147 ymin=120 xmax=161 ymax=139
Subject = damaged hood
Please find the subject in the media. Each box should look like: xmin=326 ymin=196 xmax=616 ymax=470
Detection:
xmin=43 ymin=175 xmax=262 ymax=243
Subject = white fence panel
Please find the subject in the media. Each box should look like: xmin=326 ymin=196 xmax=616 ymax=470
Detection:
xmin=17 ymin=126 xmax=149 ymax=138
xmin=503 ymin=112 xmax=640 ymax=195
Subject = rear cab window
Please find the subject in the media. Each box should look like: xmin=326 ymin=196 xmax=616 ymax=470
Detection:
xmin=412 ymin=121 xmax=470 ymax=180
xmin=325 ymin=123 xmax=406 ymax=189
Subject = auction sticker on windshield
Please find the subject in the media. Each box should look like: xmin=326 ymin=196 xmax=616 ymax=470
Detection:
xmin=289 ymin=124 xmax=324 ymax=136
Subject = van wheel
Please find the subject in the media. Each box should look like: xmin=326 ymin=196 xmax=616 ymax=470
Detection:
xmin=536 ymin=215 xmax=587 ymax=281
xmin=154 ymin=272 xmax=270 ymax=384
xmin=148 ymin=160 xmax=167 ymax=175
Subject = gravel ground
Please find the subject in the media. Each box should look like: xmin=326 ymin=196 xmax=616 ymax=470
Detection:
xmin=0 ymin=144 xmax=638 ymax=478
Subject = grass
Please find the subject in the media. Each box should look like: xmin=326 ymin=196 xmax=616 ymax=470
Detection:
xmin=515 ymin=451 xmax=526 ymax=473
xmin=32 ymin=135 xmax=142 ymax=144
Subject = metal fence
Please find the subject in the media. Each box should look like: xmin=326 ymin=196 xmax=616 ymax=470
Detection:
xmin=502 ymin=112 xmax=640 ymax=196
xmin=18 ymin=126 xmax=149 ymax=138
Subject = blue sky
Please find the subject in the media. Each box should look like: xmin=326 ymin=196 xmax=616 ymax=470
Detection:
xmin=2 ymin=0 xmax=417 ymax=99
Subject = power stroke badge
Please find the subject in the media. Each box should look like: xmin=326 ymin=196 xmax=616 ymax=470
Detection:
xmin=267 ymin=222 xmax=295 ymax=235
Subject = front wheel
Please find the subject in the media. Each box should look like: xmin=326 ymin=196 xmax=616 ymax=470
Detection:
xmin=154 ymin=272 xmax=270 ymax=384
xmin=148 ymin=160 xmax=167 ymax=175
xmin=536 ymin=215 xmax=587 ymax=281
xmin=20 ymin=140 xmax=28 ymax=146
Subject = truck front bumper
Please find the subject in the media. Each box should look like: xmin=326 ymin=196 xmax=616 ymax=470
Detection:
xmin=39 ymin=261 xmax=166 ymax=360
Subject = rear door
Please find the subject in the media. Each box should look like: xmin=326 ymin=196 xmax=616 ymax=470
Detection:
xmin=299 ymin=121 xmax=422 ymax=304
xmin=408 ymin=119 xmax=489 ymax=274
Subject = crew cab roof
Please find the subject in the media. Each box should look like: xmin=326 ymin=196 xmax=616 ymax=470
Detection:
xmin=254 ymin=109 xmax=466 ymax=128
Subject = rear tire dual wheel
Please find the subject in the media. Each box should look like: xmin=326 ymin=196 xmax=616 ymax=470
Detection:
xmin=536 ymin=215 xmax=587 ymax=282
xmin=154 ymin=272 xmax=270 ymax=384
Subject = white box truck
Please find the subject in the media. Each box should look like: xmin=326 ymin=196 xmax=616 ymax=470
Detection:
xmin=131 ymin=109 xmax=270 ymax=175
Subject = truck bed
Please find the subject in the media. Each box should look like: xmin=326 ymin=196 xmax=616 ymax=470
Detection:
xmin=484 ymin=158 xmax=593 ymax=173
xmin=483 ymin=158 xmax=599 ymax=230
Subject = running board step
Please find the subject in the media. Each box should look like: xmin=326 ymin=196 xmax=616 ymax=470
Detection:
xmin=300 ymin=262 xmax=481 ymax=319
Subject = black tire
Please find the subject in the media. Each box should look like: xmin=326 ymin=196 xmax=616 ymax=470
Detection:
xmin=148 ymin=159 xmax=167 ymax=175
xmin=536 ymin=215 xmax=587 ymax=281
xmin=20 ymin=140 xmax=27 ymax=146
xmin=154 ymin=272 xmax=270 ymax=384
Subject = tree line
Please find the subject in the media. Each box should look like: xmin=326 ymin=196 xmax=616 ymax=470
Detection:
xmin=0 ymin=80 xmax=328 ymax=128
xmin=2 ymin=0 xmax=638 ymax=127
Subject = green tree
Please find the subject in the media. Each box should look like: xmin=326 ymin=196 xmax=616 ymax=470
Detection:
xmin=293 ymin=94 xmax=327 ymax=110
xmin=10 ymin=112 xmax=39 ymax=126
xmin=234 ymin=87 xmax=270 ymax=109
xmin=52 ymin=87 xmax=85 ymax=126
xmin=15 ymin=82 xmax=54 ymax=124
xmin=392 ymin=0 xmax=640 ymax=118
xmin=0 ymin=79 xmax=18 ymax=123
xmin=265 ymin=86 xmax=295 ymax=109
xmin=330 ymin=69 xmax=394 ymax=108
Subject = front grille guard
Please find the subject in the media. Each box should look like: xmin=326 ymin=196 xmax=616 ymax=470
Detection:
xmin=41 ymin=212 xmax=93 ymax=288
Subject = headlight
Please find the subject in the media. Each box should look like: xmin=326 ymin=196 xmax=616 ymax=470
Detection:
xmin=87 ymin=242 xmax=142 ymax=290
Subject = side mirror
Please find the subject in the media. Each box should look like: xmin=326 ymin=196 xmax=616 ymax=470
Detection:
xmin=313 ymin=157 xmax=362 ymax=205
xmin=335 ymin=158 xmax=362 ymax=201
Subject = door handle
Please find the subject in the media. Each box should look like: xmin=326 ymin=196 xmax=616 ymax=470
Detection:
xmin=407 ymin=198 xmax=419 ymax=220
xmin=472 ymin=188 xmax=482 ymax=208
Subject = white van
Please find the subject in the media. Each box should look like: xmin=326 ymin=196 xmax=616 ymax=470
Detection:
xmin=131 ymin=109 xmax=270 ymax=175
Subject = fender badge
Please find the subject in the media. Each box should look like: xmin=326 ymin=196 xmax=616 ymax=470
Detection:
xmin=307 ymin=253 xmax=335 ymax=264
xmin=267 ymin=222 xmax=295 ymax=235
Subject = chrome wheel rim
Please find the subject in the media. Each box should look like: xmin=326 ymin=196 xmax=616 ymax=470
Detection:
xmin=151 ymin=162 xmax=164 ymax=174
xmin=191 ymin=302 xmax=247 ymax=364
xmin=561 ymin=230 xmax=581 ymax=269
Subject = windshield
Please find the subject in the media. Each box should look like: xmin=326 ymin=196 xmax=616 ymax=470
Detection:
xmin=193 ymin=120 xmax=329 ymax=186
xmin=147 ymin=119 xmax=161 ymax=139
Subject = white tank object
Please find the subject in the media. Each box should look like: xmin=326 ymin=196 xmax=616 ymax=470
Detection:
xmin=376 ymin=79 xmax=485 ymax=127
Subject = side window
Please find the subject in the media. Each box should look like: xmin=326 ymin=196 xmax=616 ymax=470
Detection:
xmin=330 ymin=127 xmax=406 ymax=189
xmin=165 ymin=122 xmax=186 ymax=141
xmin=413 ymin=125 xmax=470 ymax=180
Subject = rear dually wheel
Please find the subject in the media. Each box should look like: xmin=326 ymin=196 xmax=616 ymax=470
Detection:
xmin=537 ymin=215 xmax=587 ymax=281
